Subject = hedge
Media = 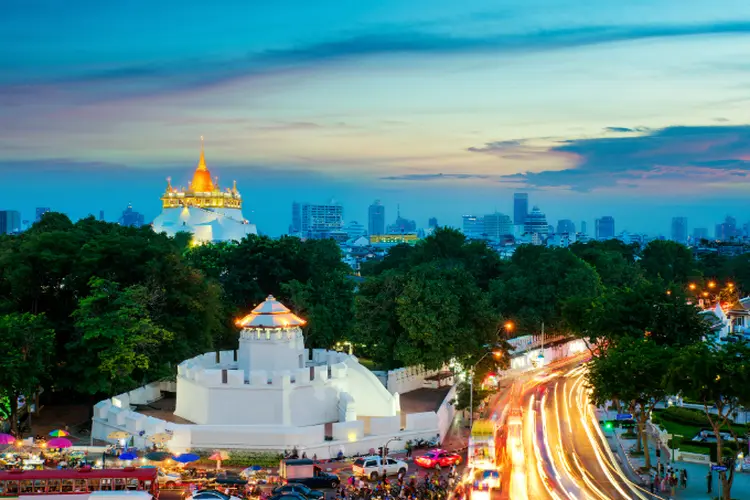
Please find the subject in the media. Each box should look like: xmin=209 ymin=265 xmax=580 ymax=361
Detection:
xmin=661 ymin=406 xmax=724 ymax=426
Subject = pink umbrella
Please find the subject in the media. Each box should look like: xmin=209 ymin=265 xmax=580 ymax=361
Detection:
xmin=47 ymin=437 xmax=72 ymax=448
xmin=0 ymin=434 xmax=16 ymax=445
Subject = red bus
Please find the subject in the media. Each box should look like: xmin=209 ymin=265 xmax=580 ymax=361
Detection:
xmin=0 ymin=468 xmax=159 ymax=498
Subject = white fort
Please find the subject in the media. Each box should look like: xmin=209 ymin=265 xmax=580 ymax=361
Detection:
xmin=175 ymin=295 xmax=400 ymax=427
xmin=92 ymin=294 xmax=446 ymax=458
xmin=152 ymin=138 xmax=258 ymax=243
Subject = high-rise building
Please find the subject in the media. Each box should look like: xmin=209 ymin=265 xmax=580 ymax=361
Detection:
xmin=343 ymin=221 xmax=367 ymax=239
xmin=671 ymin=217 xmax=688 ymax=244
xmin=119 ymin=204 xmax=144 ymax=227
xmin=462 ymin=215 xmax=484 ymax=239
xmin=524 ymin=206 xmax=549 ymax=237
xmin=0 ymin=210 xmax=22 ymax=234
xmin=693 ymin=227 xmax=709 ymax=241
xmin=387 ymin=207 xmax=416 ymax=234
xmin=580 ymin=221 xmax=587 ymax=236
xmin=99 ymin=210 xmax=105 ymax=222
xmin=715 ymin=216 xmax=737 ymax=241
xmin=483 ymin=212 xmax=512 ymax=242
xmin=513 ymin=193 xmax=529 ymax=226
xmin=557 ymin=219 xmax=575 ymax=235
xmin=290 ymin=202 xmax=302 ymax=234
xmin=428 ymin=217 xmax=438 ymax=229
xmin=595 ymin=216 xmax=615 ymax=240
xmin=299 ymin=201 xmax=344 ymax=239
xmin=368 ymin=200 xmax=385 ymax=236
xmin=35 ymin=207 xmax=50 ymax=222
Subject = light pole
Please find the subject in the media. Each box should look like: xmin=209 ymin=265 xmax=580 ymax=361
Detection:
xmin=468 ymin=347 xmax=502 ymax=432
xmin=382 ymin=437 xmax=401 ymax=469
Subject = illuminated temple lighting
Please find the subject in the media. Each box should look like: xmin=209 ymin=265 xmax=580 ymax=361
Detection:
xmin=152 ymin=137 xmax=258 ymax=243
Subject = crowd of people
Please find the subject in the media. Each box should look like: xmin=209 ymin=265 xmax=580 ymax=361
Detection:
xmin=329 ymin=469 xmax=459 ymax=500
xmin=649 ymin=463 xmax=687 ymax=496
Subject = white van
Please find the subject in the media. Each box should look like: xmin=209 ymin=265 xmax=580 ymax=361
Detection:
xmin=352 ymin=456 xmax=408 ymax=480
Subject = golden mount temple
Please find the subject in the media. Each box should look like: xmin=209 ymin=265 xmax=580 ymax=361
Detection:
xmin=152 ymin=138 xmax=258 ymax=243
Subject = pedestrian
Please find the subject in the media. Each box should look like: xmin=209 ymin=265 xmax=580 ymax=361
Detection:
xmin=707 ymin=471 xmax=712 ymax=493
xmin=681 ymin=468 xmax=688 ymax=489
xmin=405 ymin=441 xmax=412 ymax=459
xmin=649 ymin=474 xmax=655 ymax=494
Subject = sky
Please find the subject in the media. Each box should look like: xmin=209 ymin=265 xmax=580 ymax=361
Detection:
xmin=2 ymin=0 xmax=750 ymax=236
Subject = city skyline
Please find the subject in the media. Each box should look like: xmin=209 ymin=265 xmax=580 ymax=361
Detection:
xmin=3 ymin=1 xmax=750 ymax=235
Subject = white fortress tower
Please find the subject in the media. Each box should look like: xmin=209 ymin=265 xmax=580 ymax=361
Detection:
xmin=174 ymin=295 xmax=400 ymax=428
xmin=236 ymin=296 xmax=307 ymax=377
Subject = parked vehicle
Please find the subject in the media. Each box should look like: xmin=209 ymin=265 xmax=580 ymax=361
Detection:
xmin=279 ymin=459 xmax=340 ymax=489
xmin=352 ymin=456 xmax=408 ymax=480
xmin=414 ymin=449 xmax=462 ymax=469
xmin=271 ymin=484 xmax=324 ymax=499
xmin=157 ymin=469 xmax=182 ymax=488
xmin=269 ymin=493 xmax=307 ymax=500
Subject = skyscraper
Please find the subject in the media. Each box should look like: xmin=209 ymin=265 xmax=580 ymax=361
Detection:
xmin=290 ymin=202 xmax=302 ymax=234
xmin=580 ymin=221 xmax=587 ymax=236
xmin=368 ymin=200 xmax=385 ymax=236
xmin=671 ymin=217 xmax=688 ymax=244
xmin=595 ymin=216 xmax=615 ymax=240
xmin=483 ymin=212 xmax=512 ymax=242
xmin=99 ymin=210 xmax=105 ymax=222
xmin=428 ymin=217 xmax=438 ymax=229
xmin=513 ymin=193 xmax=528 ymax=226
xmin=119 ymin=204 xmax=144 ymax=227
xmin=524 ymin=206 xmax=549 ymax=236
xmin=715 ymin=216 xmax=737 ymax=241
xmin=462 ymin=215 xmax=484 ymax=239
xmin=557 ymin=219 xmax=575 ymax=235
xmin=0 ymin=210 xmax=21 ymax=234
xmin=300 ymin=201 xmax=344 ymax=239
xmin=35 ymin=207 xmax=50 ymax=222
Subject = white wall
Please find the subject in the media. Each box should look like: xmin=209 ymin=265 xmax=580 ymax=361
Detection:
xmin=435 ymin=384 xmax=458 ymax=443
xmin=385 ymin=365 xmax=452 ymax=395
xmin=343 ymin=358 xmax=399 ymax=417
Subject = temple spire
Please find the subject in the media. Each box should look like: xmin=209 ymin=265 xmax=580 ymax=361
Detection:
xmin=197 ymin=136 xmax=207 ymax=171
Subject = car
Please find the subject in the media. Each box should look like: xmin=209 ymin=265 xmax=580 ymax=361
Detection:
xmin=414 ymin=449 xmax=462 ymax=469
xmin=272 ymin=484 xmax=325 ymax=499
xmin=352 ymin=456 xmax=408 ymax=480
xmin=269 ymin=493 xmax=307 ymax=500
xmin=157 ymin=469 xmax=182 ymax=488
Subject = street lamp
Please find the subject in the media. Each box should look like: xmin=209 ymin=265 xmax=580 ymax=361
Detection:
xmin=382 ymin=437 xmax=401 ymax=461
xmin=468 ymin=347 xmax=503 ymax=432
xmin=708 ymin=281 xmax=716 ymax=289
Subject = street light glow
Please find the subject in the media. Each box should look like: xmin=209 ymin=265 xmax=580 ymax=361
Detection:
xmin=689 ymin=283 xmax=697 ymax=290
xmin=505 ymin=321 xmax=514 ymax=331
xmin=708 ymin=281 xmax=716 ymax=288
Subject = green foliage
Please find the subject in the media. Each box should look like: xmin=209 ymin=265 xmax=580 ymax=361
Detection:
xmin=68 ymin=278 xmax=175 ymax=395
xmin=661 ymin=406 xmax=724 ymax=427
xmin=570 ymin=240 xmax=641 ymax=287
xmin=639 ymin=240 xmax=702 ymax=285
xmin=491 ymin=245 xmax=602 ymax=335
xmin=0 ymin=312 xmax=55 ymax=435
xmin=452 ymin=381 xmax=492 ymax=413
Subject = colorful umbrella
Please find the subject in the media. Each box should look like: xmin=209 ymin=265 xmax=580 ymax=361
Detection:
xmin=119 ymin=452 xmax=138 ymax=460
xmin=0 ymin=434 xmax=16 ymax=445
xmin=208 ymin=451 xmax=229 ymax=470
xmin=173 ymin=453 xmax=199 ymax=463
xmin=146 ymin=433 xmax=172 ymax=444
xmin=108 ymin=431 xmax=130 ymax=440
xmin=47 ymin=438 xmax=72 ymax=448
xmin=145 ymin=451 xmax=172 ymax=462
xmin=49 ymin=429 xmax=69 ymax=437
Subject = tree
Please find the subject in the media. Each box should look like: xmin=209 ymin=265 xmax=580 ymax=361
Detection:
xmin=491 ymin=245 xmax=602 ymax=336
xmin=570 ymin=240 xmax=641 ymax=288
xmin=639 ymin=240 xmax=701 ymax=285
xmin=0 ymin=312 xmax=54 ymax=436
xmin=666 ymin=342 xmax=750 ymax=500
xmin=586 ymin=338 xmax=671 ymax=469
xmin=68 ymin=278 xmax=174 ymax=395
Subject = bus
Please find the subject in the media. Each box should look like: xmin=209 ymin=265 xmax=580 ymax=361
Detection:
xmin=0 ymin=468 xmax=159 ymax=499
xmin=468 ymin=420 xmax=498 ymax=470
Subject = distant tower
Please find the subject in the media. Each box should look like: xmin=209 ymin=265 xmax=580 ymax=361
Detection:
xmin=428 ymin=217 xmax=438 ymax=229
xmin=368 ymin=200 xmax=385 ymax=236
xmin=671 ymin=217 xmax=688 ymax=244
xmin=581 ymin=221 xmax=587 ymax=236
xmin=595 ymin=216 xmax=615 ymax=240
xmin=99 ymin=210 xmax=105 ymax=222
xmin=513 ymin=193 xmax=529 ymax=226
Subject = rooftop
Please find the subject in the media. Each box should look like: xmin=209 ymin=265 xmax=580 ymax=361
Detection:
xmin=236 ymin=295 xmax=306 ymax=329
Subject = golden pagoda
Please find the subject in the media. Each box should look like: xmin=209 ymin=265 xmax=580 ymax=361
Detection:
xmin=152 ymin=137 xmax=257 ymax=243
xmin=161 ymin=137 xmax=242 ymax=210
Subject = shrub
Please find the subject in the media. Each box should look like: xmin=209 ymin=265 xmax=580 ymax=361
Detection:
xmin=662 ymin=406 xmax=727 ymax=426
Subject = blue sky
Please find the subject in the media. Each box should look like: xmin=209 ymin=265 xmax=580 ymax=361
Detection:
xmin=2 ymin=0 xmax=750 ymax=235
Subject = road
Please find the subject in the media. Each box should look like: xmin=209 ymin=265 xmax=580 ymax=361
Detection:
xmin=484 ymin=355 xmax=660 ymax=500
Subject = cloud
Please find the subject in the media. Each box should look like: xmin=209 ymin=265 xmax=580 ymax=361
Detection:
xmin=603 ymin=126 xmax=650 ymax=133
xmin=381 ymin=173 xmax=491 ymax=181
xmin=468 ymin=125 xmax=750 ymax=192
xmin=4 ymin=20 xmax=750 ymax=100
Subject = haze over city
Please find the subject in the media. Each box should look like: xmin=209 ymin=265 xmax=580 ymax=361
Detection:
xmin=3 ymin=0 xmax=750 ymax=234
